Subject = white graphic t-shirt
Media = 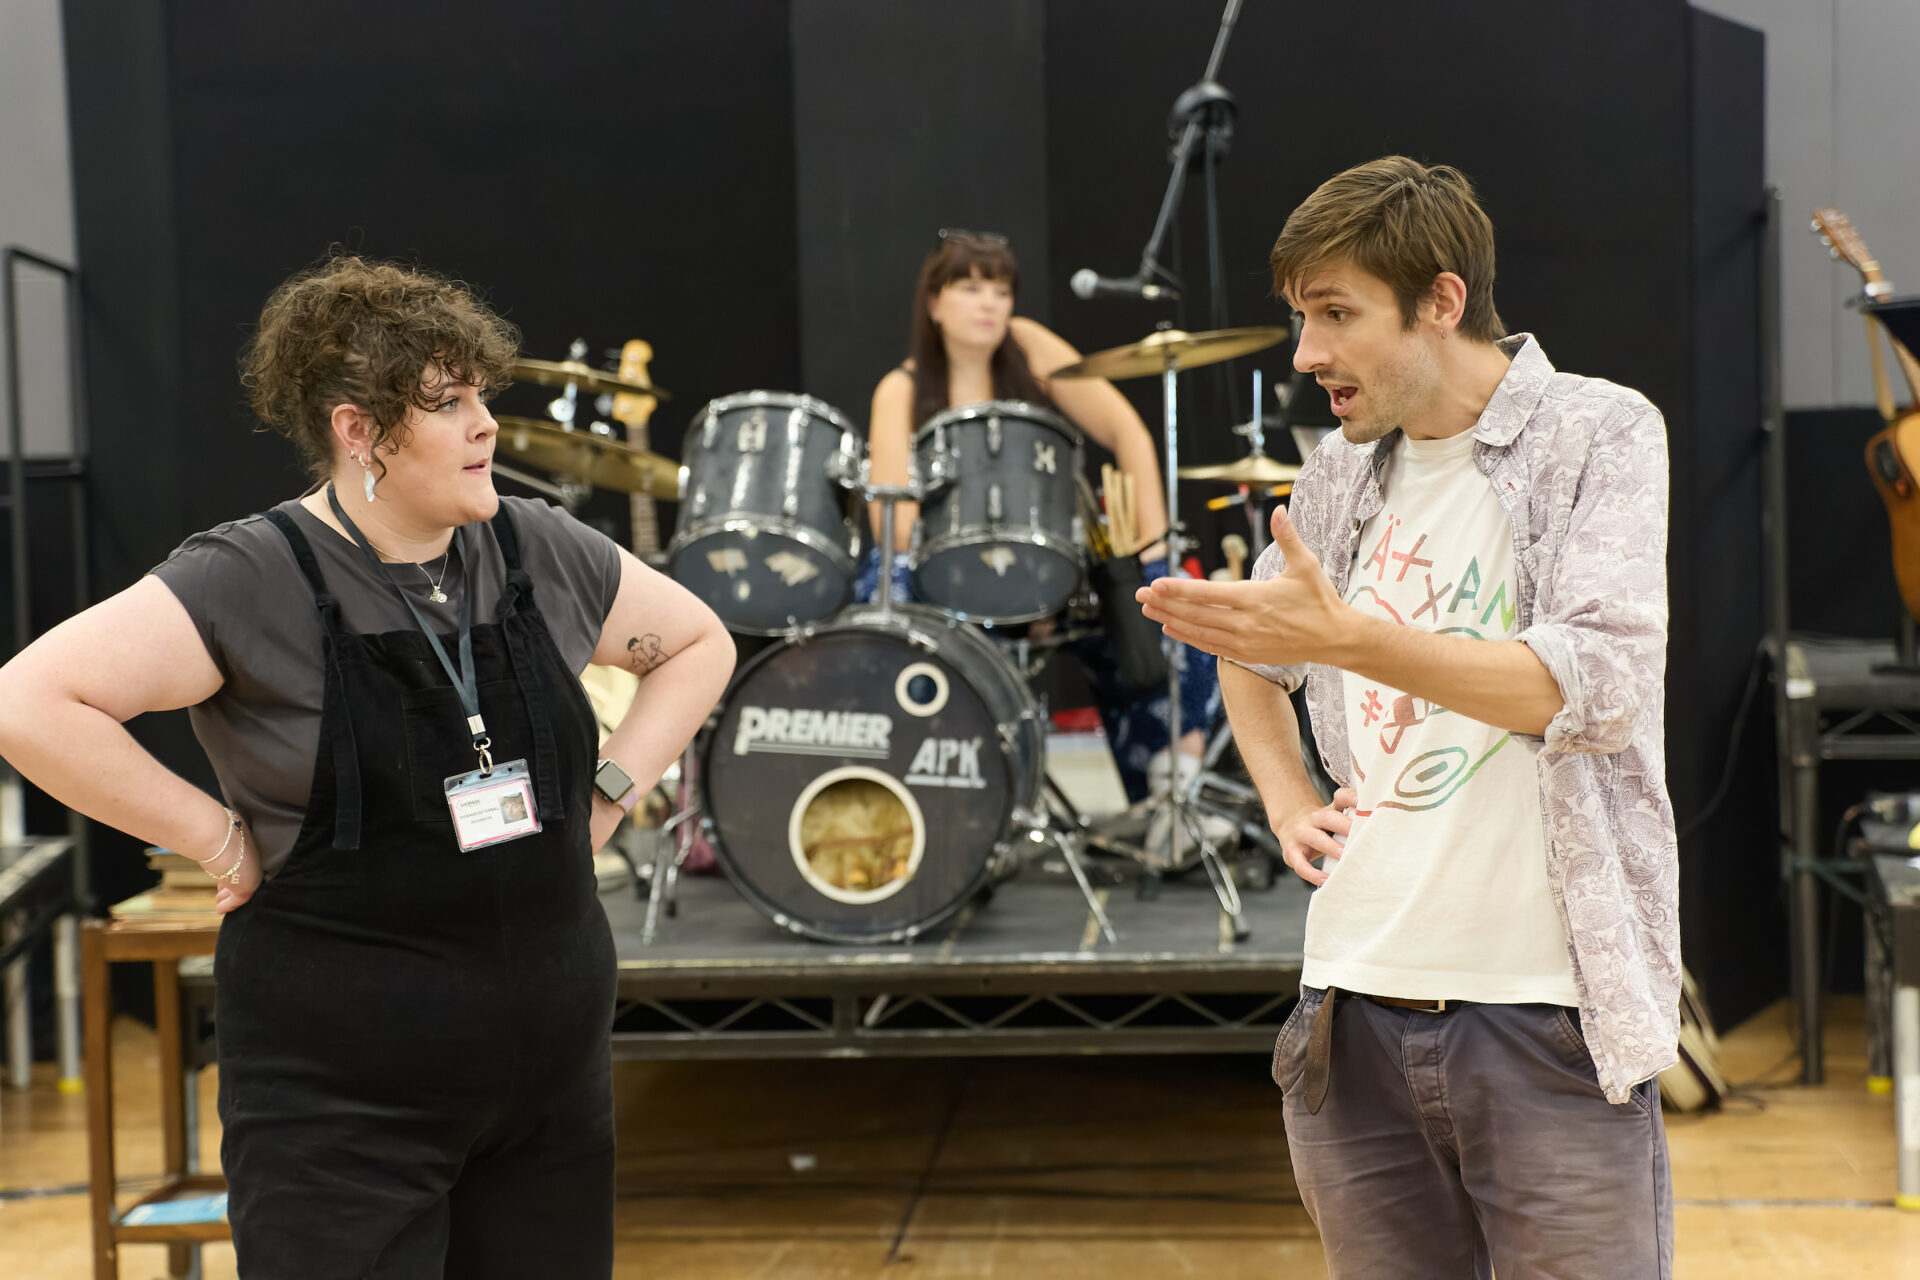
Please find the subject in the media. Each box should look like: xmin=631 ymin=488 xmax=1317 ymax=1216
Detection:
xmin=1301 ymin=428 xmax=1579 ymax=1006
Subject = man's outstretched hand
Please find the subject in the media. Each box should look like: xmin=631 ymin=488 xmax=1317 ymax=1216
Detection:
xmin=1136 ymin=506 xmax=1352 ymax=669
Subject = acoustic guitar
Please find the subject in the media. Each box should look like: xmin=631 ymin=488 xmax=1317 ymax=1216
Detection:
xmin=1812 ymin=209 xmax=1920 ymax=619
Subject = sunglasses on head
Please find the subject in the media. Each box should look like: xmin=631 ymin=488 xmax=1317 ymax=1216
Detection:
xmin=937 ymin=227 xmax=1009 ymax=247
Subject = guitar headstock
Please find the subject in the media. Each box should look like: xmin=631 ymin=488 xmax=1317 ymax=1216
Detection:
xmin=611 ymin=340 xmax=658 ymax=429
xmin=1813 ymin=208 xmax=1895 ymax=298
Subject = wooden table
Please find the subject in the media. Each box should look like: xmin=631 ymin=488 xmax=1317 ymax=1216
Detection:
xmin=82 ymin=916 xmax=224 ymax=1280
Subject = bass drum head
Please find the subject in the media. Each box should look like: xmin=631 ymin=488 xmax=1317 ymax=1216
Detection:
xmin=670 ymin=526 xmax=852 ymax=635
xmin=703 ymin=607 xmax=1025 ymax=943
xmin=913 ymin=540 xmax=1080 ymax=624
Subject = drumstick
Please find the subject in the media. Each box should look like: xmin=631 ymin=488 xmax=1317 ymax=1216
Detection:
xmin=1101 ymin=465 xmax=1124 ymax=556
xmin=1222 ymin=534 xmax=1248 ymax=581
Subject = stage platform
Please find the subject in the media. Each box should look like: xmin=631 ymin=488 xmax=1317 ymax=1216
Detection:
xmin=174 ymin=868 xmax=1308 ymax=1065
xmin=605 ymin=869 xmax=1309 ymax=1060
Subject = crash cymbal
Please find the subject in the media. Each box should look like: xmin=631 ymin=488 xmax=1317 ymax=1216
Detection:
xmin=512 ymin=357 xmax=670 ymax=401
xmin=1050 ymin=326 xmax=1288 ymax=381
xmin=1176 ymin=455 xmax=1302 ymax=484
xmin=494 ymin=416 xmax=681 ymax=499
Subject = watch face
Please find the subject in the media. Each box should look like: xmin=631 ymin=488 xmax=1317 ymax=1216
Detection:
xmin=595 ymin=759 xmax=634 ymax=799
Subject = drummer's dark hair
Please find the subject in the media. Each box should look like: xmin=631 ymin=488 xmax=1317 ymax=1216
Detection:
xmin=242 ymin=251 xmax=521 ymax=481
xmin=1270 ymin=156 xmax=1505 ymax=343
xmin=907 ymin=234 xmax=1052 ymax=427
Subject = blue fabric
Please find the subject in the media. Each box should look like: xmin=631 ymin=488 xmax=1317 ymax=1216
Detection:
xmin=854 ymin=549 xmax=1220 ymax=802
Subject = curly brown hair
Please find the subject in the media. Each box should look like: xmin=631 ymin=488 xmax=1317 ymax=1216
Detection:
xmin=241 ymin=253 xmax=521 ymax=481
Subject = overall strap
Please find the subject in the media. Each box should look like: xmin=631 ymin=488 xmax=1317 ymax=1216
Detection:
xmin=263 ymin=509 xmax=364 ymax=849
xmin=487 ymin=504 xmax=567 ymax=824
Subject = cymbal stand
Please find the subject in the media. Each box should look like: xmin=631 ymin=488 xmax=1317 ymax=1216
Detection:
xmin=642 ymin=743 xmax=701 ymax=944
xmin=1233 ymin=368 xmax=1272 ymax=556
xmin=1160 ymin=358 xmax=1248 ymax=937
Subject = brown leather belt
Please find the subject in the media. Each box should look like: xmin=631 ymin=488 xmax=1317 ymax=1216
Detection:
xmin=1358 ymin=993 xmax=1471 ymax=1012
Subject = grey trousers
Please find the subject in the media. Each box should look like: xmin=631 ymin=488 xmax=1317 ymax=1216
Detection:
xmin=1273 ymin=987 xmax=1672 ymax=1279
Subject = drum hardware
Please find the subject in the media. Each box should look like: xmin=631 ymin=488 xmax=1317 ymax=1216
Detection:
xmin=642 ymin=743 xmax=703 ymax=945
xmin=1055 ymin=326 xmax=1299 ymax=938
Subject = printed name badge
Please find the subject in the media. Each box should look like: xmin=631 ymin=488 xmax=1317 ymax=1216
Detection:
xmin=444 ymin=758 xmax=542 ymax=852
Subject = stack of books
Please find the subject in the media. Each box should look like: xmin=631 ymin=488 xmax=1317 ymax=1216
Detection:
xmin=109 ymin=848 xmax=222 ymax=921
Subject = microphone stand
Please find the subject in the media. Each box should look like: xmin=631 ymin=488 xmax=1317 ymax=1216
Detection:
xmin=1091 ymin=0 xmax=1250 ymax=933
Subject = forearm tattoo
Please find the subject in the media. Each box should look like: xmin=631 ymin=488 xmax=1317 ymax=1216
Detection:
xmin=627 ymin=633 xmax=667 ymax=675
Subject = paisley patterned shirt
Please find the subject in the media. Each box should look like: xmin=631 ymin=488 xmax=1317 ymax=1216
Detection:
xmin=1239 ymin=334 xmax=1677 ymax=1103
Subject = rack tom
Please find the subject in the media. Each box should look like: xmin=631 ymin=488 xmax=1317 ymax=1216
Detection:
xmin=670 ymin=391 xmax=862 ymax=635
xmin=911 ymin=400 xmax=1084 ymax=623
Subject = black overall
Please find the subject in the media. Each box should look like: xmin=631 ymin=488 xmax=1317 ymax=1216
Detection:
xmin=214 ymin=506 xmax=616 ymax=1278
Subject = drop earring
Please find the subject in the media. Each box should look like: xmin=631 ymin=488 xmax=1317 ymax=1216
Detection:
xmin=359 ymin=453 xmax=378 ymax=502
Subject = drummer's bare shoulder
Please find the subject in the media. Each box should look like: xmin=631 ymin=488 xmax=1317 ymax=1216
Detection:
xmin=1007 ymin=316 xmax=1081 ymax=377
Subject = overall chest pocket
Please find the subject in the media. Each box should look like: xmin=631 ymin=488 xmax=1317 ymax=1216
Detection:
xmin=401 ymin=679 xmax=526 ymax=822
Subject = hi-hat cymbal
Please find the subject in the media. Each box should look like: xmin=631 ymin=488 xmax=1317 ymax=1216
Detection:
xmin=512 ymin=357 xmax=671 ymax=401
xmin=1177 ymin=456 xmax=1303 ymax=484
xmin=494 ymin=416 xmax=681 ymax=499
xmin=1050 ymin=326 xmax=1289 ymax=381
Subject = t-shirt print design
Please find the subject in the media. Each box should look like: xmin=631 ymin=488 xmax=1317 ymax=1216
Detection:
xmin=1346 ymin=510 xmax=1520 ymax=818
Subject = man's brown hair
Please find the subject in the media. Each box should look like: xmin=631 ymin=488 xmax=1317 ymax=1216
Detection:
xmin=241 ymin=253 xmax=521 ymax=481
xmin=1269 ymin=156 xmax=1505 ymax=343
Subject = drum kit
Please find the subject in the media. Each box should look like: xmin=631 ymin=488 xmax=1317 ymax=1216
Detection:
xmin=495 ymin=322 xmax=1300 ymax=947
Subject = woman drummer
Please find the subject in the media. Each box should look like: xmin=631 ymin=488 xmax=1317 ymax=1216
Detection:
xmin=0 ymin=255 xmax=734 ymax=1275
xmin=862 ymin=229 xmax=1222 ymax=815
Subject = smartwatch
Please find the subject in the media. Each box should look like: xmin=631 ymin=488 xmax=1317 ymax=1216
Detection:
xmin=593 ymin=758 xmax=640 ymax=813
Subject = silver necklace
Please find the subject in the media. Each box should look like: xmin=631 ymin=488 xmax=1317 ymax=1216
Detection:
xmin=419 ymin=554 xmax=451 ymax=604
xmin=361 ymin=532 xmax=452 ymax=604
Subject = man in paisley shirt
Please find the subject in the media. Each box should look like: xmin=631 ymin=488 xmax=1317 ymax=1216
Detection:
xmin=1139 ymin=156 xmax=1678 ymax=1277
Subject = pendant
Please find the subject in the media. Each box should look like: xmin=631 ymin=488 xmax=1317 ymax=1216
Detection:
xmin=430 ymin=589 xmax=448 ymax=604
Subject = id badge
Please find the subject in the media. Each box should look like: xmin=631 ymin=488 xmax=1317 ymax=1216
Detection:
xmin=443 ymin=758 xmax=542 ymax=852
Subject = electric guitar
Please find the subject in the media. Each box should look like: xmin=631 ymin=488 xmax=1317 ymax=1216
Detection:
xmin=1812 ymin=208 xmax=1920 ymax=619
xmin=610 ymin=339 xmax=661 ymax=558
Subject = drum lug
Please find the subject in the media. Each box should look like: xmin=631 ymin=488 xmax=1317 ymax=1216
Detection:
xmin=987 ymin=414 xmax=1003 ymax=457
xmin=701 ymin=408 xmax=719 ymax=449
xmin=988 ymin=484 xmax=1003 ymax=523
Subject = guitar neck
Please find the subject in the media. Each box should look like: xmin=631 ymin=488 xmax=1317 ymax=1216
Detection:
xmin=626 ymin=421 xmax=660 ymax=557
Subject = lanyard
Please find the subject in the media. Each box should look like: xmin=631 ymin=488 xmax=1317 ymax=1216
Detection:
xmin=326 ymin=485 xmax=493 ymax=774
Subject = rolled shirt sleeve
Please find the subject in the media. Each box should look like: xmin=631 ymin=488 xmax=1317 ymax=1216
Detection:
xmin=1515 ymin=404 xmax=1669 ymax=755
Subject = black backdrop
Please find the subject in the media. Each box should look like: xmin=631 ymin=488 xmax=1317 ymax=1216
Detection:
xmin=63 ymin=1 xmax=1781 ymax=1025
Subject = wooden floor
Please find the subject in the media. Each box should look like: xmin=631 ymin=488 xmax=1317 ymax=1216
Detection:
xmin=1 ymin=998 xmax=1915 ymax=1278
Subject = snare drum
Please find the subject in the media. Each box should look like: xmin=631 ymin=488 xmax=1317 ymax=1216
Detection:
xmin=670 ymin=391 xmax=862 ymax=635
xmin=911 ymin=400 xmax=1084 ymax=623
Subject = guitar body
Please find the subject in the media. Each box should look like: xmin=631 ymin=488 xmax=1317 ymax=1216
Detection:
xmin=1815 ymin=209 xmax=1920 ymax=621
xmin=1864 ymin=410 xmax=1920 ymax=621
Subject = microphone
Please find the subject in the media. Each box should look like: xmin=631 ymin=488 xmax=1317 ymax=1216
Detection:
xmin=1070 ymin=269 xmax=1180 ymax=302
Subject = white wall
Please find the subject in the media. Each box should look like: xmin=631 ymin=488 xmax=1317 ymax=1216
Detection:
xmin=0 ymin=0 xmax=78 ymax=456
xmin=1696 ymin=0 xmax=1920 ymax=409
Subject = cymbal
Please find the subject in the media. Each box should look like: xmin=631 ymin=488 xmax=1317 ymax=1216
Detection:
xmin=1050 ymin=326 xmax=1289 ymax=381
xmin=1177 ymin=455 xmax=1302 ymax=484
xmin=494 ymin=416 xmax=681 ymax=499
xmin=512 ymin=357 xmax=670 ymax=401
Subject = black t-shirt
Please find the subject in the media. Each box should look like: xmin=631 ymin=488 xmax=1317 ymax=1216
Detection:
xmin=150 ymin=495 xmax=621 ymax=875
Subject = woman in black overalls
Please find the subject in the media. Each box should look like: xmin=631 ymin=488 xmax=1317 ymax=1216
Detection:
xmin=0 ymin=256 xmax=735 ymax=1276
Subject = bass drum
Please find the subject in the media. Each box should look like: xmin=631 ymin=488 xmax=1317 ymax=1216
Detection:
xmin=702 ymin=604 xmax=1044 ymax=944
